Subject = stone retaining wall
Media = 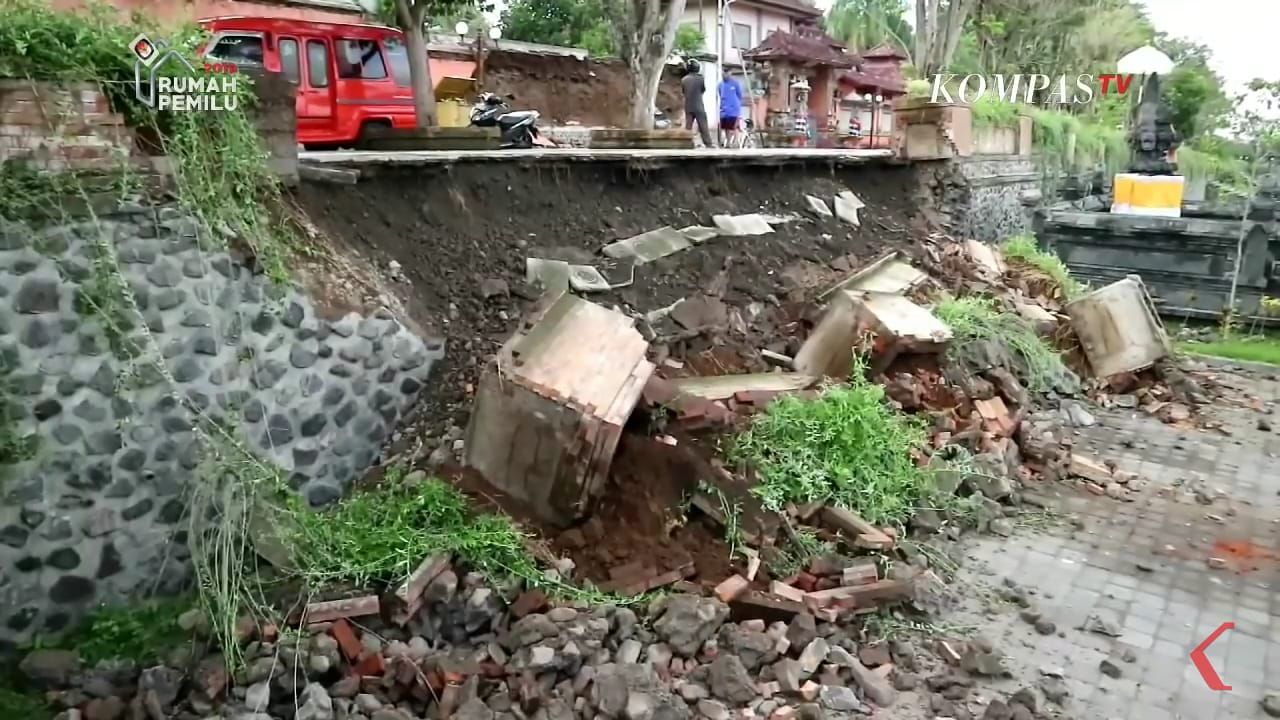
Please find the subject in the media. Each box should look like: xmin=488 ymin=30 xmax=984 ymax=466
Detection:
xmin=0 ymin=203 xmax=442 ymax=652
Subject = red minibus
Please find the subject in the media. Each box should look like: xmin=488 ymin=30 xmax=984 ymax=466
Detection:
xmin=199 ymin=16 xmax=418 ymax=147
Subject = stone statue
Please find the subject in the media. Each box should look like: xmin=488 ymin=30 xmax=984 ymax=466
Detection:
xmin=1129 ymin=72 xmax=1179 ymax=175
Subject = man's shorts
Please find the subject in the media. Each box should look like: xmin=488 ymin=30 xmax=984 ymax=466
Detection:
xmin=719 ymin=116 xmax=739 ymax=131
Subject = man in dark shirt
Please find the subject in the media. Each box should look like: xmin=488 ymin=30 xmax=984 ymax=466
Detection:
xmin=681 ymin=62 xmax=713 ymax=147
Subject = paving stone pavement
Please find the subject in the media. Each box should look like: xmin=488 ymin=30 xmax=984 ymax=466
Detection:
xmin=951 ymin=361 xmax=1280 ymax=720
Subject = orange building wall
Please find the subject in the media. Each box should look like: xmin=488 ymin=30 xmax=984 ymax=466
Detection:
xmin=51 ymin=0 xmax=364 ymax=25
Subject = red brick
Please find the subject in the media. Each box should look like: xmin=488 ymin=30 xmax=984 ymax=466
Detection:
xmin=510 ymin=589 xmax=549 ymax=618
xmin=330 ymin=619 xmax=362 ymax=662
xmin=714 ymin=574 xmax=750 ymax=603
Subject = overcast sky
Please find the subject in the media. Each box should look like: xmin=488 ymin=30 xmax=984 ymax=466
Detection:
xmin=813 ymin=0 xmax=1277 ymax=94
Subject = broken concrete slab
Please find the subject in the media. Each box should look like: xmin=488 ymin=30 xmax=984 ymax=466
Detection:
xmin=965 ymin=240 xmax=1006 ymax=275
xmin=820 ymin=252 xmax=926 ymax=299
xmin=568 ymin=264 xmax=614 ymax=292
xmin=834 ymin=191 xmax=864 ymax=226
xmin=712 ymin=213 xmax=774 ymax=236
xmin=464 ymin=292 xmax=655 ymax=527
xmin=854 ymin=292 xmax=952 ymax=353
xmin=670 ymin=373 xmax=818 ymax=401
xmin=602 ymin=225 xmax=692 ymax=264
xmin=679 ymin=225 xmax=720 ymax=244
xmin=805 ymin=195 xmax=833 ymax=219
xmin=526 ymin=258 xmax=572 ymax=291
xmin=794 ymin=290 xmax=952 ymax=378
xmin=670 ymin=295 xmax=729 ymax=330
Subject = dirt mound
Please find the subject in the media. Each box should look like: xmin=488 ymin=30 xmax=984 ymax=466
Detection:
xmin=483 ymin=51 xmax=683 ymax=126
xmin=296 ymin=160 xmax=928 ymax=437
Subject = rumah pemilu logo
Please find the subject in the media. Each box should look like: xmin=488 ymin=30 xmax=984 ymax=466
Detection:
xmin=928 ymin=73 xmax=1139 ymax=105
xmin=129 ymin=33 xmax=240 ymax=112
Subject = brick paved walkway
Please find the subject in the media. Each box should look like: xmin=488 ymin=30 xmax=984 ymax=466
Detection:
xmin=952 ymin=361 xmax=1280 ymax=720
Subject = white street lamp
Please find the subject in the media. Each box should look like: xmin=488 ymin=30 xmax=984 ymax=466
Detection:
xmin=455 ymin=21 xmax=469 ymax=42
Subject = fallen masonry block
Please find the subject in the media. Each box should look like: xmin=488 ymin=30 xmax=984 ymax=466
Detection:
xmin=794 ymin=290 xmax=951 ymax=379
xmin=834 ymin=191 xmax=864 ymax=226
xmin=712 ymin=213 xmax=774 ymax=236
xmin=714 ymin=574 xmax=751 ymax=602
xmin=1016 ymin=302 xmax=1057 ymax=334
xmin=1066 ymin=276 xmax=1170 ymax=378
xmin=974 ymin=396 xmax=1016 ymax=437
xmin=770 ymin=581 xmax=806 ymax=603
xmin=390 ymin=553 xmax=451 ymax=625
xmin=729 ymin=591 xmax=804 ymax=623
xmin=819 ymin=506 xmax=894 ymax=550
xmin=525 ymin=258 xmax=572 ymax=291
xmin=598 ymin=561 xmax=695 ymax=595
xmin=679 ymin=225 xmax=720 ymax=243
xmin=802 ymin=579 xmax=913 ymax=609
xmin=464 ymin=292 xmax=655 ymax=527
xmin=805 ymin=195 xmax=833 ymax=219
xmin=568 ymin=264 xmax=614 ymax=292
xmin=841 ymin=561 xmax=879 ymax=586
xmin=1069 ymin=454 xmax=1113 ymax=485
xmin=602 ymin=225 xmax=691 ymax=264
xmin=297 ymin=595 xmax=381 ymax=624
xmin=671 ymin=373 xmax=817 ymax=402
xmin=820 ymin=251 xmax=926 ymax=299
xmin=965 ymin=239 xmax=1006 ymax=275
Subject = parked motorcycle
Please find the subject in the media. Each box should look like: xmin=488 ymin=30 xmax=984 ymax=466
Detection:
xmin=470 ymin=92 xmax=542 ymax=149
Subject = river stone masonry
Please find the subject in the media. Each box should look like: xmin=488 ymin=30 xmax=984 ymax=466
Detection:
xmin=0 ymin=203 xmax=443 ymax=651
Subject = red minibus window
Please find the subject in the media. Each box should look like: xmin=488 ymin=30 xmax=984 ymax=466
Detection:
xmin=306 ymin=40 xmax=330 ymax=88
xmin=336 ymin=38 xmax=388 ymax=80
xmin=382 ymin=37 xmax=411 ymax=86
xmin=279 ymin=38 xmax=300 ymax=84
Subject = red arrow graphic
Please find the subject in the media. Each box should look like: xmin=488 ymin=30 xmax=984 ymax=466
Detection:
xmin=1190 ymin=622 xmax=1233 ymax=691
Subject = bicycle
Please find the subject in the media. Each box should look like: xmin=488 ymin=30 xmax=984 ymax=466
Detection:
xmin=718 ymin=118 xmax=760 ymax=149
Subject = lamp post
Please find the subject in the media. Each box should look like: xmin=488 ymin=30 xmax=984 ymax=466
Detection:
xmin=479 ymin=26 xmax=501 ymax=85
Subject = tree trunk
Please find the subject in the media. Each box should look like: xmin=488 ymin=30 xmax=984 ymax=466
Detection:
xmin=398 ymin=0 xmax=438 ymax=129
xmin=614 ymin=0 xmax=687 ymax=129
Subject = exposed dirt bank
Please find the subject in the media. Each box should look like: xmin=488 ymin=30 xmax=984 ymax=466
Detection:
xmin=296 ymin=160 xmax=940 ymax=442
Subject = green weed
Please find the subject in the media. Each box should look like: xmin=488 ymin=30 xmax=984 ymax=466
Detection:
xmin=0 ymin=687 xmax=51 ymax=720
xmin=287 ymin=478 xmax=616 ymax=603
xmin=935 ymin=295 xmax=1071 ymax=395
xmin=55 ymin=598 xmax=191 ymax=665
xmin=730 ymin=360 xmax=929 ymax=526
xmin=1000 ymin=235 xmax=1086 ymax=299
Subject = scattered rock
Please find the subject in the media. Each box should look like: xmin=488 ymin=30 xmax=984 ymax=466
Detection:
xmin=847 ymin=658 xmax=896 ymax=708
xmin=654 ymin=596 xmax=729 ymax=657
xmin=1100 ymin=658 xmax=1122 ymax=679
xmin=1262 ymin=692 xmax=1280 ymax=718
xmin=708 ymin=655 xmax=755 ymax=705
xmin=296 ymin=683 xmax=334 ymax=720
xmin=1033 ymin=619 xmax=1056 ymax=636
xmin=19 ymin=649 xmax=81 ymax=689
xmin=1037 ymin=676 xmax=1070 ymax=705
xmin=1078 ymin=612 xmax=1123 ymax=637
xmin=797 ymin=638 xmax=829 ymax=675
xmin=818 ymin=685 xmax=865 ymax=712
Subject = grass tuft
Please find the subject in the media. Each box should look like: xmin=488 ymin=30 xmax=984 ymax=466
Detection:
xmin=730 ymin=360 xmax=930 ymax=526
xmin=1177 ymin=337 xmax=1280 ymax=366
xmin=934 ymin=295 xmax=1071 ymax=395
xmin=287 ymin=477 xmax=614 ymax=602
xmin=54 ymin=598 xmax=190 ymax=665
xmin=1000 ymin=235 xmax=1086 ymax=299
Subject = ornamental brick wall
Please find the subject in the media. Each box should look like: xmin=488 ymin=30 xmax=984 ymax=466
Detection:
xmin=0 ymin=81 xmax=135 ymax=172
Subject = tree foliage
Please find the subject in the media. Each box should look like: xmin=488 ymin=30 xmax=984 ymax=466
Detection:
xmin=823 ymin=0 xmax=912 ymax=57
xmin=502 ymin=0 xmax=616 ymax=55
xmin=965 ymin=0 xmax=1152 ymax=78
xmin=673 ymin=23 xmax=706 ymax=57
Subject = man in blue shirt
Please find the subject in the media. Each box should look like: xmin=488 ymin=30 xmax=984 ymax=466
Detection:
xmin=718 ymin=70 xmax=744 ymax=146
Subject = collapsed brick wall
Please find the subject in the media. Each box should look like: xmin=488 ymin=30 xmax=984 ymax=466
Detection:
xmin=482 ymin=52 xmax=684 ymax=127
xmin=0 ymin=80 xmax=134 ymax=172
